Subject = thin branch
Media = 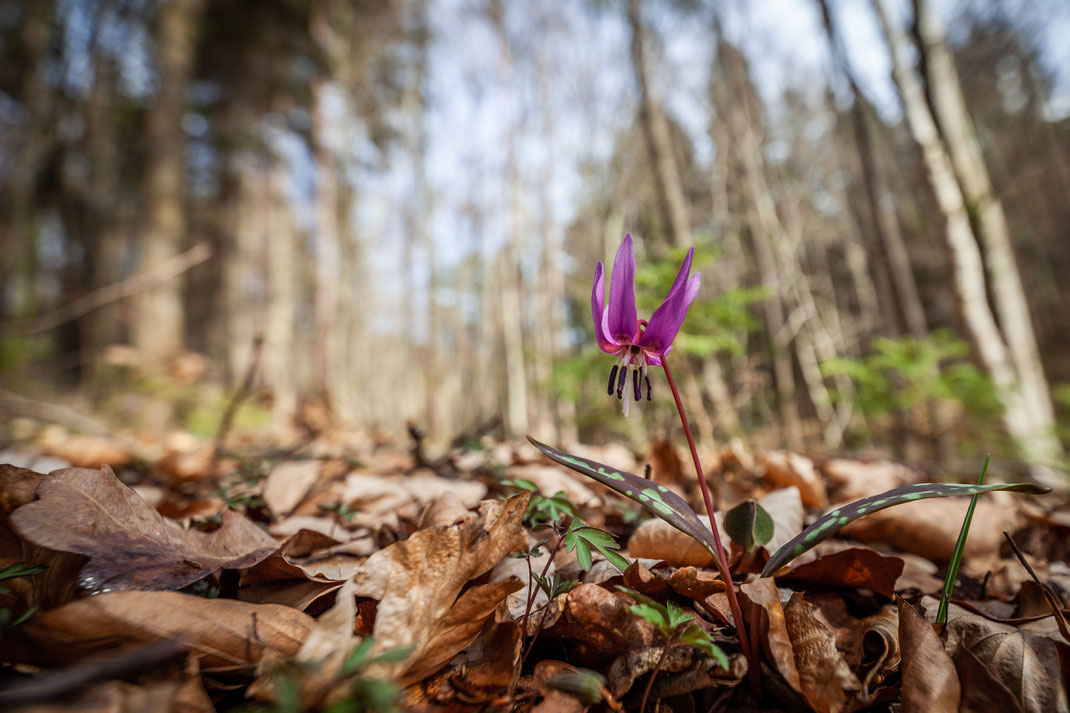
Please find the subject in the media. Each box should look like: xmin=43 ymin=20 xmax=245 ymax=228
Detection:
xmin=0 ymin=242 xmax=212 ymax=339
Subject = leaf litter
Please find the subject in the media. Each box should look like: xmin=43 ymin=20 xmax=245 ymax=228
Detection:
xmin=0 ymin=434 xmax=1067 ymax=712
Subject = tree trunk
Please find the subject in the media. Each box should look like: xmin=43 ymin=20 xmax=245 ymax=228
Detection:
xmin=911 ymin=0 xmax=1062 ymax=469
xmin=132 ymin=0 xmax=203 ymax=358
xmin=627 ymin=0 xmax=689 ymax=248
xmin=265 ymin=162 xmax=297 ymax=438
xmin=874 ymin=0 xmax=1064 ymax=483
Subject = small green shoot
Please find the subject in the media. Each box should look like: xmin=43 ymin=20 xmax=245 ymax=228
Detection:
xmin=502 ymin=478 xmax=577 ymax=525
xmin=563 ymin=521 xmax=629 ymax=572
xmin=617 ymin=587 xmax=728 ymax=713
xmin=0 ymin=562 xmax=48 ymax=629
xmin=723 ymin=500 xmax=774 ymax=552
xmin=533 ymin=571 xmax=578 ymax=599
xmin=937 ymin=454 xmax=989 ymax=624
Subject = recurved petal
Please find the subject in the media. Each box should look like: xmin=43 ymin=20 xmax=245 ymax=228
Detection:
xmin=607 ymin=235 xmax=638 ymax=343
xmin=639 ymin=272 xmax=700 ymax=356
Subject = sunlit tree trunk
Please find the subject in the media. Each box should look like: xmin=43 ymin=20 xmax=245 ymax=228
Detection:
xmin=132 ymin=0 xmax=204 ymax=358
xmin=626 ymin=0 xmax=689 ymax=249
xmin=874 ymin=0 xmax=1064 ymax=482
xmin=910 ymin=0 xmax=1062 ymax=471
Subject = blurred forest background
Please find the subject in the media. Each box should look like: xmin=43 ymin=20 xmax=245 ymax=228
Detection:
xmin=1 ymin=0 xmax=1069 ymax=480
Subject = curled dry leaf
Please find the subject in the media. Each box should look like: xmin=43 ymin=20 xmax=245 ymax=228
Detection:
xmin=548 ymin=583 xmax=657 ymax=661
xmin=10 ymin=466 xmax=278 ymax=592
xmin=666 ymin=566 xmax=725 ymax=601
xmin=822 ymin=458 xmax=917 ymax=502
xmin=780 ymin=548 xmax=905 ymax=598
xmin=262 ymin=460 xmax=322 ymax=517
xmin=898 ymin=598 xmax=960 ymax=713
xmin=783 ymin=593 xmax=860 ymax=713
xmin=7 ymin=591 xmax=312 ymax=672
xmin=740 ymin=578 xmax=802 ymax=693
xmin=605 ymin=643 xmax=723 ymax=699
xmin=299 ymin=493 xmax=529 ymax=685
xmin=336 ymin=471 xmax=487 ymax=528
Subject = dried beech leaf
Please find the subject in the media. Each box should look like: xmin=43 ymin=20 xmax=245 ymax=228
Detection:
xmin=955 ymin=646 xmax=1027 ymax=713
xmin=301 ymin=493 xmax=529 ymax=683
xmin=761 ymin=451 xmax=827 ymax=509
xmin=783 ymin=593 xmax=860 ymax=713
xmin=740 ymin=578 xmax=802 ymax=693
xmin=262 ymin=460 xmax=321 ymax=517
xmin=898 ymin=598 xmax=960 ymax=713
xmin=7 ymin=591 xmax=312 ymax=672
xmin=549 ymin=583 xmax=657 ymax=662
xmin=11 ymin=466 xmax=278 ymax=592
xmin=780 ymin=548 xmax=904 ymax=597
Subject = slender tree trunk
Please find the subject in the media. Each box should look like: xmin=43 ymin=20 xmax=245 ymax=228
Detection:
xmin=265 ymin=162 xmax=297 ymax=438
xmin=132 ymin=0 xmax=203 ymax=358
xmin=874 ymin=0 xmax=1063 ymax=483
xmin=627 ymin=0 xmax=689 ymax=248
xmin=911 ymin=0 xmax=1062 ymax=469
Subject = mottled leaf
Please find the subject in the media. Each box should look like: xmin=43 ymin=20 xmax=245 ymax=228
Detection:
xmin=762 ymin=481 xmax=1050 ymax=577
xmin=527 ymin=437 xmax=723 ymax=566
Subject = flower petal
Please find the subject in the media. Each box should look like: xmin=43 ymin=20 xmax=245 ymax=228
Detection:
xmin=607 ymin=234 xmax=638 ymax=344
xmin=639 ymin=252 xmax=701 ymax=356
xmin=592 ymin=262 xmax=617 ymax=353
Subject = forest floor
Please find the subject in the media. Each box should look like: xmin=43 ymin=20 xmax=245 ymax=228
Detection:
xmin=0 ymin=408 xmax=1068 ymax=713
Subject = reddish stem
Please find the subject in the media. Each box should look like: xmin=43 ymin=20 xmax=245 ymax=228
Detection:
xmin=661 ymin=355 xmax=760 ymax=693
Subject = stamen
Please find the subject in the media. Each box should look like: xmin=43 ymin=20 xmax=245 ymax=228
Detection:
xmin=607 ymin=365 xmax=619 ymax=396
xmin=616 ymin=365 xmax=627 ymax=399
xmin=632 ymin=368 xmax=641 ymax=401
xmin=645 ymin=375 xmax=652 ymax=401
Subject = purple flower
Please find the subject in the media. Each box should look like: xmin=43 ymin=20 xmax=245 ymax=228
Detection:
xmin=592 ymin=234 xmax=701 ymax=414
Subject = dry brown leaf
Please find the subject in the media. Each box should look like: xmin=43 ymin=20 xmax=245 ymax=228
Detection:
xmin=760 ymin=487 xmax=805 ymax=555
xmin=821 ymin=458 xmax=917 ymax=502
xmin=417 ymin=490 xmax=472 ymax=529
xmin=783 ymin=593 xmax=860 ymax=713
xmin=262 ymin=460 xmax=322 ymax=517
xmin=943 ymin=605 xmax=1069 ymax=713
xmin=11 ymin=466 xmax=277 ymax=592
xmin=298 ymin=493 xmax=529 ymax=684
xmin=7 ymin=591 xmax=312 ymax=672
xmin=780 ymin=548 xmax=904 ymax=597
xmin=548 ymin=583 xmax=657 ymax=661
xmin=666 ymin=566 xmax=725 ymax=600
xmin=898 ymin=598 xmax=960 ymax=713
xmin=505 ymin=463 xmax=600 ymax=508
xmin=955 ymin=646 xmax=1027 ymax=713
xmin=337 ymin=471 xmax=487 ymax=528
xmin=840 ymin=495 xmax=1022 ymax=565
xmin=740 ymin=578 xmax=802 ymax=693
xmin=627 ymin=514 xmax=724 ymax=567
xmin=36 ymin=430 xmax=133 ymax=469
xmin=760 ymin=451 xmax=827 ymax=508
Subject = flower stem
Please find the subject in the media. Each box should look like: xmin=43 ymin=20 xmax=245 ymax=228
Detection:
xmin=661 ymin=355 xmax=759 ymax=692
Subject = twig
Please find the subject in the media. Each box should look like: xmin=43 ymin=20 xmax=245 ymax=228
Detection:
xmin=0 ymin=639 xmax=186 ymax=706
xmin=639 ymin=636 xmax=678 ymax=713
xmin=211 ymin=334 xmax=264 ymax=466
xmin=1002 ymin=531 xmax=1070 ymax=643
xmin=0 ymin=242 xmax=212 ymax=339
xmin=0 ymin=387 xmax=115 ymax=437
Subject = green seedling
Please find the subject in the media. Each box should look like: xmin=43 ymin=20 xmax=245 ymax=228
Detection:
xmin=937 ymin=455 xmax=989 ymax=624
xmin=533 ymin=571 xmax=577 ymax=599
xmin=0 ymin=562 xmax=48 ymax=628
xmin=545 ymin=669 xmax=611 ymax=706
xmin=563 ymin=520 xmax=629 ymax=572
xmin=319 ymin=502 xmax=357 ymax=523
xmin=723 ymin=500 xmax=774 ymax=552
xmin=502 ymin=478 xmax=577 ymax=526
xmin=762 ymin=477 xmax=1049 ymax=577
xmin=618 ymin=587 xmax=728 ymax=713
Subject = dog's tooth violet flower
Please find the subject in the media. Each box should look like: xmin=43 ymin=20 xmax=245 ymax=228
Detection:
xmin=591 ymin=234 xmax=701 ymax=415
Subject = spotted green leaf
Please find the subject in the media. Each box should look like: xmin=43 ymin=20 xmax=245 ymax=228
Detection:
xmin=528 ymin=437 xmax=723 ymax=565
xmin=761 ymin=481 xmax=1050 ymax=577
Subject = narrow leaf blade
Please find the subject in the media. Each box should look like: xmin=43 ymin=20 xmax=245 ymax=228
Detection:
xmin=761 ymin=481 xmax=1050 ymax=577
xmin=528 ymin=437 xmax=722 ymax=560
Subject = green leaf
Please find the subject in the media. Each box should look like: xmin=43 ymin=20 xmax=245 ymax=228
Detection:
xmin=528 ymin=437 xmax=725 ymax=573
xmin=664 ymin=600 xmax=695 ymax=630
xmin=938 ymin=455 xmax=989 ymax=624
xmin=761 ymin=480 xmax=1050 ymax=577
xmin=0 ymin=563 xmax=49 ymax=582
xmin=723 ymin=500 xmax=774 ymax=552
xmin=629 ymin=603 xmax=670 ymax=631
xmin=679 ymin=624 xmax=730 ymax=669
xmin=546 ymin=669 xmax=606 ymax=705
xmin=341 ymin=637 xmax=377 ymax=675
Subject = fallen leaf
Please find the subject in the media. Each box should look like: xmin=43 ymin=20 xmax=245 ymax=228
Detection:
xmin=627 ymin=514 xmax=724 ymax=567
xmin=898 ymin=598 xmax=959 ymax=713
xmin=262 ymin=460 xmax=322 ymax=517
xmin=7 ymin=591 xmax=312 ymax=672
xmin=506 ymin=463 xmax=601 ymax=508
xmin=337 ymin=471 xmax=487 ymax=528
xmin=761 ymin=451 xmax=827 ymax=508
xmin=299 ymin=493 xmax=529 ymax=684
xmin=955 ymin=646 xmax=1027 ymax=713
xmin=11 ymin=466 xmax=278 ymax=592
xmin=548 ymin=583 xmax=657 ymax=661
xmin=780 ymin=548 xmax=904 ymax=597
xmin=760 ymin=487 xmax=805 ymax=555
xmin=667 ymin=566 xmax=726 ymax=601
xmin=740 ymin=578 xmax=802 ymax=694
xmin=417 ymin=490 xmax=472 ymax=529
xmin=37 ymin=430 xmax=132 ymax=469
xmin=822 ymin=458 xmax=917 ymax=502
xmin=783 ymin=593 xmax=859 ymax=713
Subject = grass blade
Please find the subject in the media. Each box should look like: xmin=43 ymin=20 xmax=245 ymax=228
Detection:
xmin=937 ymin=455 xmax=988 ymax=623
